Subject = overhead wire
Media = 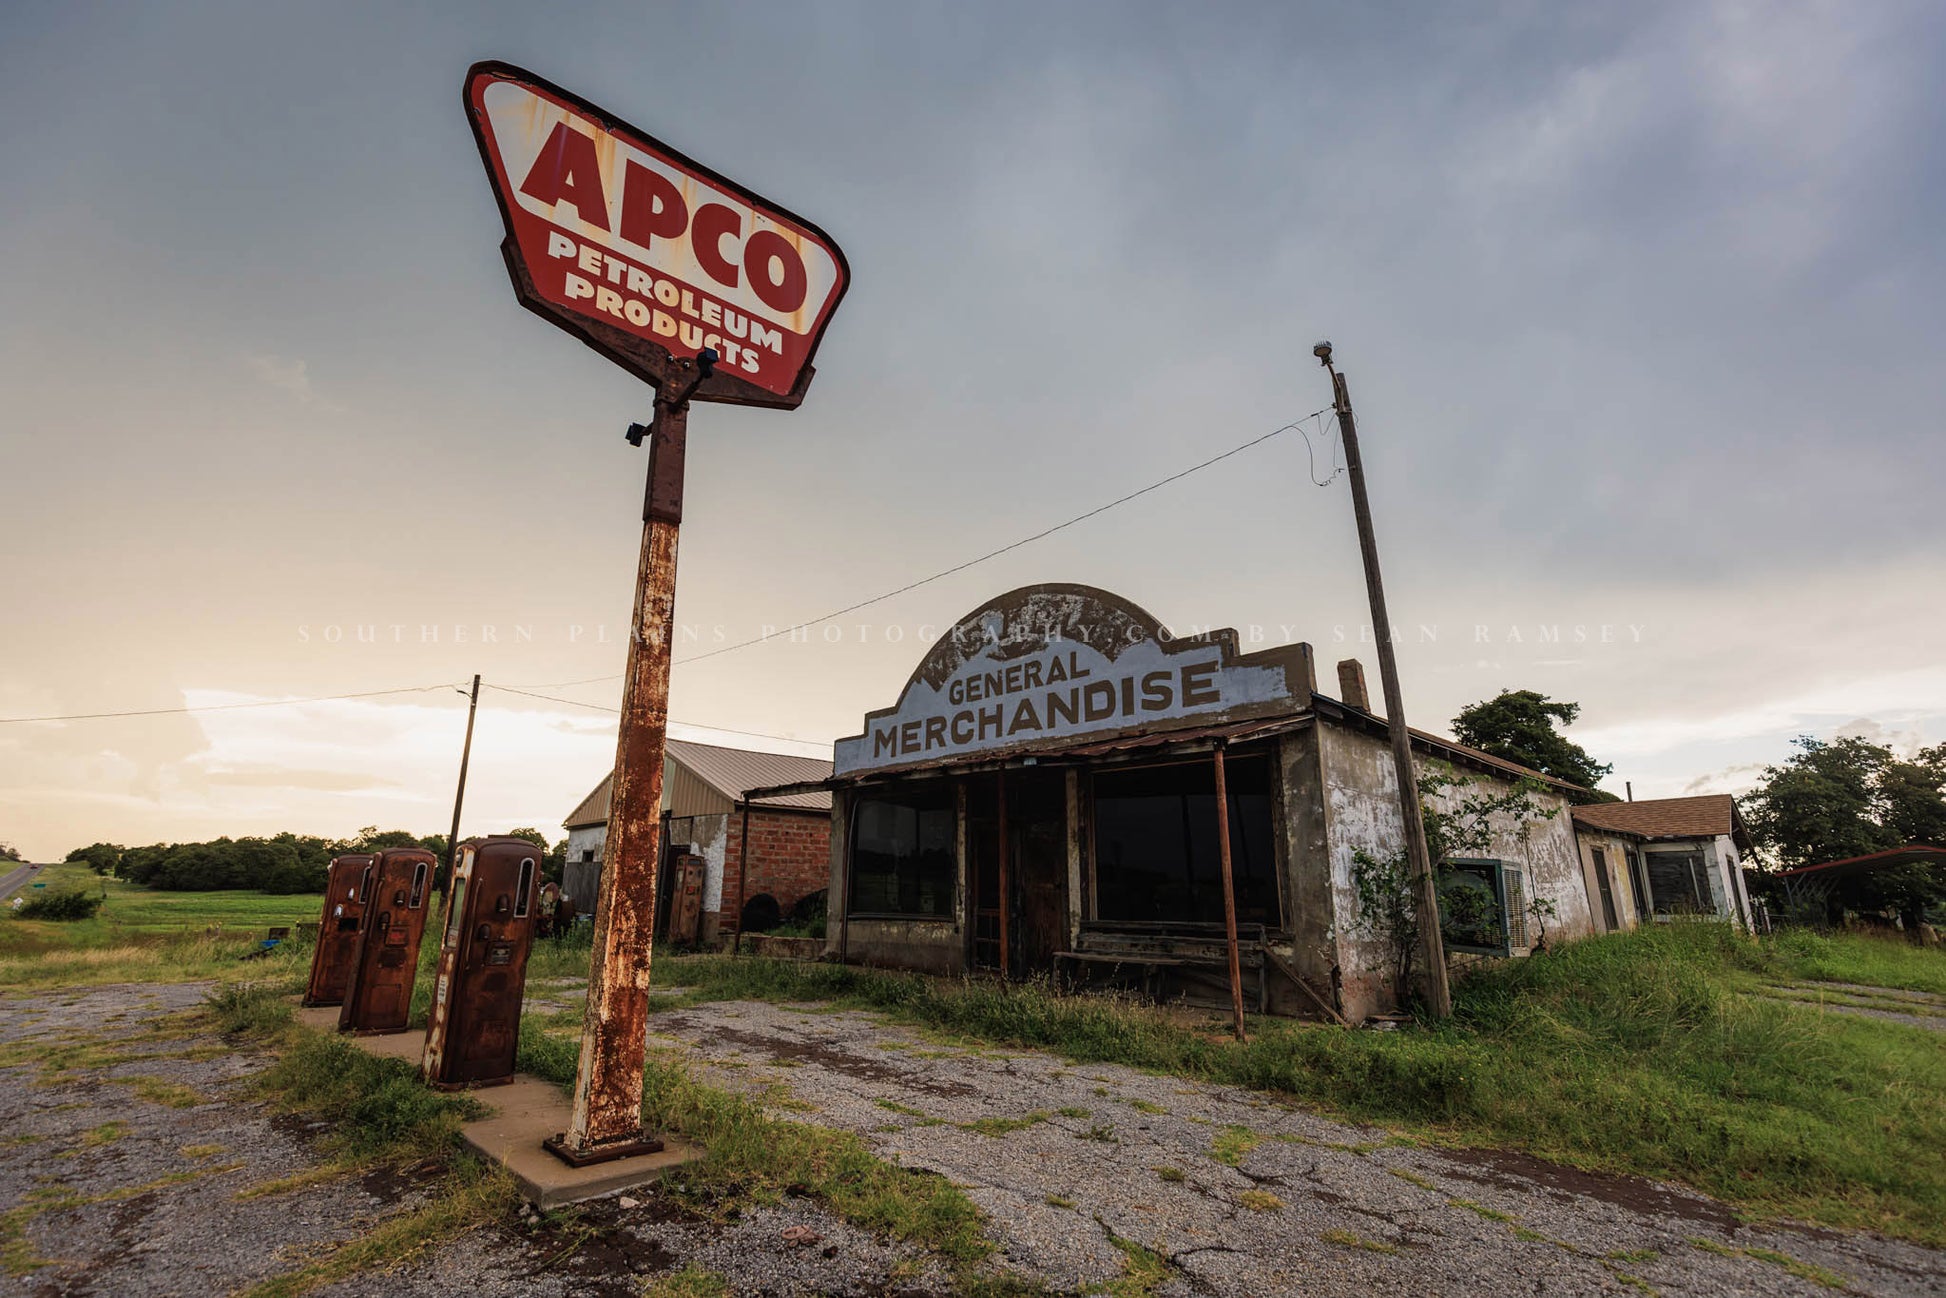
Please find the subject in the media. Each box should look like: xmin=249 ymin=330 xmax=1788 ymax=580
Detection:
xmin=516 ymin=405 xmax=1336 ymax=687
xmin=0 ymin=683 xmax=462 ymax=726
xmin=5 ymin=407 xmax=1338 ymax=727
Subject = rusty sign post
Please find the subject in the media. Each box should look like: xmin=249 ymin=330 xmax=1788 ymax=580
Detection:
xmin=1314 ymin=342 xmax=1452 ymax=1019
xmin=464 ymin=62 xmax=848 ymax=1163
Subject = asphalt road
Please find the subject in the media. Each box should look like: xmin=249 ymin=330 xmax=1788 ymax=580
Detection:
xmin=0 ymin=860 xmax=43 ymax=902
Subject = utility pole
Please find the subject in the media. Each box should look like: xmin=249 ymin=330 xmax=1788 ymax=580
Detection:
xmin=444 ymin=674 xmax=481 ymax=893
xmin=1315 ymin=342 xmax=1451 ymax=1018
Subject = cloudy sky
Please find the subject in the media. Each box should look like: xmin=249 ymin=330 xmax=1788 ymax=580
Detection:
xmin=3 ymin=1 xmax=1943 ymax=861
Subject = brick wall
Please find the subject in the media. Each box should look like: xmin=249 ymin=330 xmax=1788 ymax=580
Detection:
xmin=718 ymin=805 xmax=832 ymax=930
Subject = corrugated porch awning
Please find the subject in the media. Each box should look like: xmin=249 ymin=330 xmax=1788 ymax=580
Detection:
xmin=742 ymin=713 xmax=1316 ymax=802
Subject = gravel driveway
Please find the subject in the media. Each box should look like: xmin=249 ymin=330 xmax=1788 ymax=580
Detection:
xmin=647 ymin=998 xmax=1946 ymax=1297
xmin=4 ymin=983 xmax=1942 ymax=1296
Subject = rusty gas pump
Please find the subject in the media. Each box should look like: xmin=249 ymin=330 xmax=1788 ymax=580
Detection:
xmin=421 ymin=836 xmax=539 ymax=1089
xmin=667 ymin=852 xmax=707 ymax=946
xmin=337 ymin=847 xmax=436 ymax=1035
xmin=302 ymin=854 xmax=375 ymax=1007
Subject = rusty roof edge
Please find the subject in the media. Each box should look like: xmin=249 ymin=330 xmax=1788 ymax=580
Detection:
xmin=1774 ymin=843 xmax=1946 ymax=877
xmin=775 ymin=713 xmax=1317 ymax=791
xmin=740 ymin=779 xmax=839 ymax=801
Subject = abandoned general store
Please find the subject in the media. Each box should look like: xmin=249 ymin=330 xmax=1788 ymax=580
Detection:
xmin=752 ymin=584 xmax=1601 ymax=1023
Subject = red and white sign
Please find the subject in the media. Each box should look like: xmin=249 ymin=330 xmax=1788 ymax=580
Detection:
xmin=464 ymin=62 xmax=849 ymax=405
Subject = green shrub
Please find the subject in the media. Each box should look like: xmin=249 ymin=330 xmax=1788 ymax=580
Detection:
xmin=14 ymin=889 xmax=104 ymax=921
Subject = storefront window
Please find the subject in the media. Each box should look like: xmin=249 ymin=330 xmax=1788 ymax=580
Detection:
xmin=1091 ymin=758 xmax=1278 ymax=927
xmin=849 ymin=784 xmax=956 ymax=918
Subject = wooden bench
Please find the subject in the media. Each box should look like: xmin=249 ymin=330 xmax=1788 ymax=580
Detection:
xmin=1056 ymin=921 xmax=1269 ymax=1010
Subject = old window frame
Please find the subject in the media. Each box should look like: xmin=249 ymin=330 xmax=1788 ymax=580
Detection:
xmin=1644 ymin=850 xmax=1712 ymax=917
xmin=1437 ymin=857 xmax=1528 ymax=956
xmin=1085 ymin=754 xmax=1282 ymax=930
xmin=847 ymin=782 xmax=957 ymax=920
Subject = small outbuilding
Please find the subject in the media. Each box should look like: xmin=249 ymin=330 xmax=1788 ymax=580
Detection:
xmin=562 ymin=738 xmax=833 ymax=944
xmin=753 ymin=583 xmax=1600 ymax=1023
xmin=1569 ymin=794 xmax=1755 ymax=931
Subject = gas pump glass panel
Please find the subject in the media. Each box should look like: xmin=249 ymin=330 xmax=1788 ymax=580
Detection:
xmin=336 ymin=848 xmax=436 ymax=1035
xmin=423 ymin=838 xmax=540 ymax=1089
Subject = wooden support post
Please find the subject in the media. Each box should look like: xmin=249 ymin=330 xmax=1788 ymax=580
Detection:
xmin=996 ymin=768 xmax=1010 ymax=979
xmin=1213 ymin=743 xmax=1247 ymax=1041
xmin=732 ymin=801 xmax=752 ymax=956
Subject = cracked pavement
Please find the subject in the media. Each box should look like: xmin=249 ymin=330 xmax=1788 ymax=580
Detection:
xmin=648 ymin=998 xmax=1946 ymax=1296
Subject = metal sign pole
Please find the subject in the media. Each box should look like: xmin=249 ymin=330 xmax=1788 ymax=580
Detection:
xmin=1316 ymin=343 xmax=1452 ymax=1019
xmin=552 ymin=391 xmax=690 ymax=1163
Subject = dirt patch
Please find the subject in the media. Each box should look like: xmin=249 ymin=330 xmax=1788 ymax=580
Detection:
xmin=692 ymin=1020 xmax=976 ymax=1098
xmin=511 ymin=1200 xmax=685 ymax=1298
xmin=1424 ymin=1144 xmax=1745 ymax=1234
xmin=358 ymin=1156 xmax=448 ymax=1206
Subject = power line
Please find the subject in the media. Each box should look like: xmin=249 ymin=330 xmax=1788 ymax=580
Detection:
xmin=479 ymin=684 xmax=824 ymax=746
xmin=515 ymin=406 xmax=1334 ymax=687
xmin=8 ymin=409 xmax=1333 ymax=727
xmin=0 ymin=683 xmax=463 ymax=726
xmin=671 ymin=407 xmax=1333 ymax=667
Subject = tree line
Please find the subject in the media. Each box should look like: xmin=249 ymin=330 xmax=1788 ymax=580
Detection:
xmin=65 ymin=826 xmax=568 ymax=896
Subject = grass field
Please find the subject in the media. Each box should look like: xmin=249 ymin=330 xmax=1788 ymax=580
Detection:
xmin=0 ymin=862 xmax=323 ymax=989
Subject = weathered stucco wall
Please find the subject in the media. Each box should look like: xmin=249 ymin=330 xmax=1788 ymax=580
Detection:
xmin=1317 ymin=721 xmax=1593 ymax=1021
xmin=1274 ymin=728 xmax=1337 ymax=1015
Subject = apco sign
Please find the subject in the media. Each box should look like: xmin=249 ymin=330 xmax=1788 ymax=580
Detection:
xmin=464 ymin=62 xmax=849 ymax=406
xmin=834 ymin=585 xmax=1316 ymax=776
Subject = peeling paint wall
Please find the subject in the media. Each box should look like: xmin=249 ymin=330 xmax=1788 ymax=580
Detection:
xmin=561 ymin=825 xmax=607 ymax=914
xmin=1317 ymin=721 xmax=1592 ymax=1021
xmin=666 ymin=813 xmax=729 ymax=941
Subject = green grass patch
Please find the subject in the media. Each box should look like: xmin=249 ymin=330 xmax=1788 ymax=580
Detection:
xmin=1154 ymin=1166 xmax=1185 ymax=1183
xmin=874 ymin=1098 xmax=929 ymax=1117
xmin=1321 ymin=1227 xmax=1397 ymax=1255
xmin=1209 ymin=1124 xmax=1261 ymax=1166
xmin=642 ymin=1266 xmax=730 ymax=1298
xmin=961 ymin=1111 xmax=1051 ymax=1137
xmin=1238 ymin=1189 xmax=1283 ymax=1212
xmin=1450 ymin=1196 xmax=1516 ymax=1222
xmin=1055 ymin=1106 xmax=1091 ymax=1119
xmin=644 ymin=925 xmax=1946 ymax=1245
xmin=1763 ymin=929 xmax=1946 ymax=997
xmin=1101 ymin=1231 xmax=1171 ymax=1296
xmin=516 ymin=1019 xmax=1001 ymax=1284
